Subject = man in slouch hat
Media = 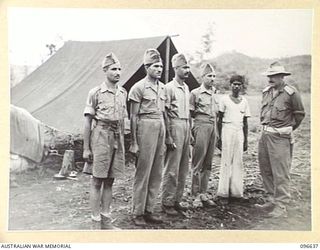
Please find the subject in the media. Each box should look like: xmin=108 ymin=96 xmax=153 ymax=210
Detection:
xmin=255 ymin=62 xmax=305 ymax=218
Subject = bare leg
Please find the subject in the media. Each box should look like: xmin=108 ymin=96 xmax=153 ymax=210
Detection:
xmin=90 ymin=177 xmax=102 ymax=219
xmin=101 ymin=178 xmax=114 ymax=216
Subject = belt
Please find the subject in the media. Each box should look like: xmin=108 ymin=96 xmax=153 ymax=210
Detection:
xmin=194 ymin=114 xmax=216 ymax=123
xmin=96 ymin=120 xmax=121 ymax=149
xmin=171 ymin=117 xmax=189 ymax=121
xmin=96 ymin=120 xmax=121 ymax=132
xmin=262 ymin=125 xmax=292 ymax=135
xmin=139 ymin=113 xmax=163 ymax=119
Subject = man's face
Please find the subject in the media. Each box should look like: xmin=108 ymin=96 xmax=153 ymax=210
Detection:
xmin=231 ymin=81 xmax=242 ymax=95
xmin=104 ymin=62 xmax=121 ymax=83
xmin=202 ymin=72 xmax=216 ymax=88
xmin=175 ymin=65 xmax=190 ymax=80
xmin=268 ymin=74 xmax=284 ymax=88
xmin=147 ymin=62 xmax=163 ymax=79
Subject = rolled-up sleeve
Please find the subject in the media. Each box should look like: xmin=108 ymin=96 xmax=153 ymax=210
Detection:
xmin=128 ymin=84 xmax=142 ymax=103
xmin=189 ymin=91 xmax=196 ymax=111
xmin=123 ymin=91 xmax=128 ymax=118
xmin=164 ymin=85 xmax=172 ymax=109
xmin=219 ymin=96 xmax=226 ymax=113
xmin=84 ymin=89 xmax=97 ymax=116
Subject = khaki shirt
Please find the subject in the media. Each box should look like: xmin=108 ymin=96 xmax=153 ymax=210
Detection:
xmin=165 ymin=79 xmax=190 ymax=119
xmin=190 ymin=85 xmax=218 ymax=117
xmin=84 ymin=82 xmax=128 ymax=121
xmin=128 ymin=77 xmax=166 ymax=115
xmin=260 ymin=84 xmax=305 ymax=128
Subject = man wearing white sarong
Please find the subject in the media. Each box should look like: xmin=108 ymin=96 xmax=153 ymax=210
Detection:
xmin=217 ymin=75 xmax=250 ymax=203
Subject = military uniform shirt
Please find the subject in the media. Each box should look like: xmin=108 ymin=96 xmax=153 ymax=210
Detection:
xmin=260 ymin=84 xmax=305 ymax=128
xmin=190 ymin=85 xmax=218 ymax=117
xmin=84 ymin=82 xmax=128 ymax=121
xmin=165 ymin=79 xmax=190 ymax=119
xmin=128 ymin=77 xmax=166 ymax=115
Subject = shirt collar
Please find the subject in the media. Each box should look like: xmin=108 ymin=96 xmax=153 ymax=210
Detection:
xmin=144 ymin=77 xmax=163 ymax=93
xmin=173 ymin=79 xmax=186 ymax=91
xmin=200 ymin=84 xmax=214 ymax=95
xmin=100 ymin=82 xmax=121 ymax=94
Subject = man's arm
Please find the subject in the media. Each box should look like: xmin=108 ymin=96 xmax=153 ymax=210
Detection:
xmin=243 ymin=116 xmax=248 ymax=151
xmin=291 ymin=92 xmax=305 ymax=130
xmin=293 ymin=113 xmax=305 ymax=130
xmin=217 ymin=111 xmax=224 ymax=150
xmin=129 ymin=101 xmax=140 ymax=155
xmin=164 ymin=108 xmax=176 ymax=150
xmin=83 ymin=115 xmax=93 ymax=162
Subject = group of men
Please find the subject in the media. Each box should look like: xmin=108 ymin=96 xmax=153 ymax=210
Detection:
xmin=83 ymin=49 xmax=305 ymax=230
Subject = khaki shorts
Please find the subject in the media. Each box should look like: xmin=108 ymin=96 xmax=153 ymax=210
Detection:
xmin=91 ymin=124 xmax=125 ymax=178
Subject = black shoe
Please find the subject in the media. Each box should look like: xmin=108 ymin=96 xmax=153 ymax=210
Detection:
xmin=174 ymin=202 xmax=189 ymax=212
xmin=144 ymin=212 xmax=163 ymax=224
xmin=133 ymin=215 xmax=147 ymax=226
xmin=162 ymin=205 xmax=179 ymax=216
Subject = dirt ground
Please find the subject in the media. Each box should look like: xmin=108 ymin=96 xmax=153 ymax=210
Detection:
xmin=8 ymin=94 xmax=311 ymax=231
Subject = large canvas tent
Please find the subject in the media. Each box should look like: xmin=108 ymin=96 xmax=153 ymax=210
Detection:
xmin=11 ymin=36 xmax=199 ymax=134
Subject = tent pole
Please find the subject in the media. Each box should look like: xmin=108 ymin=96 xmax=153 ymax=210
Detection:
xmin=165 ymin=36 xmax=170 ymax=84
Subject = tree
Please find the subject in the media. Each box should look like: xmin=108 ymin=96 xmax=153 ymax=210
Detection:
xmin=194 ymin=22 xmax=216 ymax=63
xmin=41 ymin=34 xmax=65 ymax=63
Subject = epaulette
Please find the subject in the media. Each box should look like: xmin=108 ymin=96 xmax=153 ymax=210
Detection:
xmin=262 ymin=85 xmax=272 ymax=93
xmin=119 ymin=86 xmax=127 ymax=93
xmin=90 ymin=85 xmax=101 ymax=95
xmin=284 ymin=85 xmax=295 ymax=95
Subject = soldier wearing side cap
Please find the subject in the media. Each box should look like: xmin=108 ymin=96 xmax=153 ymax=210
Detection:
xmin=161 ymin=53 xmax=192 ymax=216
xmin=255 ymin=62 xmax=305 ymax=218
xmin=189 ymin=63 xmax=219 ymax=208
xmin=128 ymin=48 xmax=165 ymax=226
xmin=83 ymin=53 xmax=127 ymax=229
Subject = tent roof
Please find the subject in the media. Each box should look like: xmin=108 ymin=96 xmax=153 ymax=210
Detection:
xmin=11 ymin=36 xmax=199 ymax=133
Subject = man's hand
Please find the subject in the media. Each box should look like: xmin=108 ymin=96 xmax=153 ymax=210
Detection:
xmin=129 ymin=142 xmax=139 ymax=156
xmin=243 ymin=139 xmax=248 ymax=152
xmin=217 ymin=138 xmax=222 ymax=151
xmin=83 ymin=149 xmax=93 ymax=163
xmin=166 ymin=136 xmax=176 ymax=151
xmin=190 ymin=133 xmax=195 ymax=146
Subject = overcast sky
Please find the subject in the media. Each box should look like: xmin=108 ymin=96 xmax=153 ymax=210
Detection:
xmin=8 ymin=8 xmax=313 ymax=65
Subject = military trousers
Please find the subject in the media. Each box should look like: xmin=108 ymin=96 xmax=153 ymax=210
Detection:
xmin=132 ymin=116 xmax=165 ymax=216
xmin=258 ymin=131 xmax=292 ymax=206
xmin=217 ymin=123 xmax=244 ymax=198
xmin=191 ymin=119 xmax=216 ymax=196
xmin=162 ymin=119 xmax=190 ymax=206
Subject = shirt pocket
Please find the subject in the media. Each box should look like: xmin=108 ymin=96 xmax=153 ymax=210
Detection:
xmin=271 ymin=105 xmax=289 ymax=121
xmin=97 ymin=97 xmax=114 ymax=112
xmin=260 ymin=100 xmax=269 ymax=118
xmin=197 ymin=96 xmax=210 ymax=110
xmin=159 ymin=94 xmax=167 ymax=111
xmin=141 ymin=95 xmax=158 ymax=111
